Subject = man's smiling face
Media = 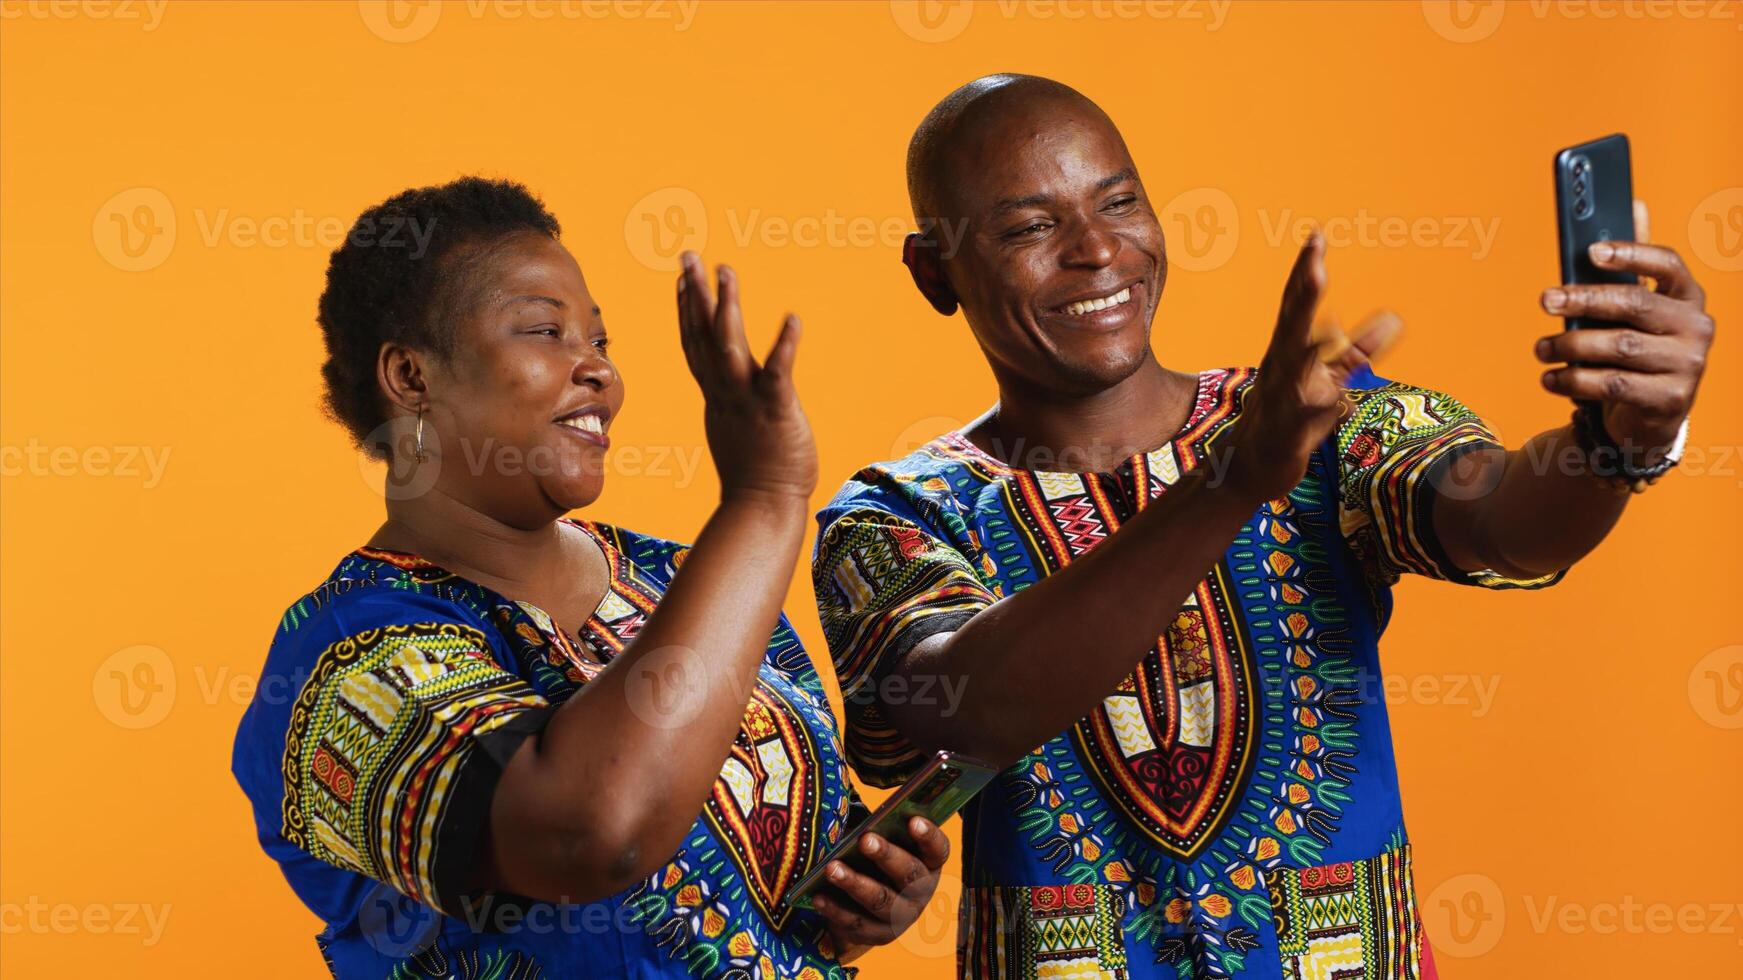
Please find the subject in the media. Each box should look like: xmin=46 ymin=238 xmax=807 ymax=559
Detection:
xmin=928 ymin=85 xmax=1167 ymax=397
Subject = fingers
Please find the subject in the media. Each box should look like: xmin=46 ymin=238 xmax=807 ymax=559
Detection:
xmin=1542 ymin=283 xmax=1695 ymax=335
xmin=1534 ymin=327 xmax=1694 ymax=374
xmin=1585 ymin=239 xmax=1705 ymax=305
xmin=712 ymin=264 xmax=755 ymax=383
xmin=812 ymin=892 xmax=894 ymax=945
xmin=1633 ymin=198 xmax=1650 ymax=245
xmin=760 ymin=314 xmax=802 ymax=386
xmin=1539 ymin=366 xmax=1690 ymax=415
xmin=1319 ymin=310 xmax=1403 ymax=380
xmin=907 ymin=817 xmax=951 ymax=870
xmin=680 ymin=251 xmax=716 ymax=333
xmin=676 ymin=261 xmax=706 ymax=380
xmin=813 ymin=860 xmax=898 ymax=943
xmin=856 ymin=831 xmax=932 ymax=896
xmin=1270 ymin=233 xmax=1328 ymax=375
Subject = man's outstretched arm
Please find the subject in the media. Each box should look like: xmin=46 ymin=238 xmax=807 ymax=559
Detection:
xmin=878 ymin=235 xmax=1399 ymax=770
xmin=1433 ymin=207 xmax=1714 ymax=579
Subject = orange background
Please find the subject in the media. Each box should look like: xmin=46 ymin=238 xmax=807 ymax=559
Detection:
xmin=3 ymin=1 xmax=1740 ymax=976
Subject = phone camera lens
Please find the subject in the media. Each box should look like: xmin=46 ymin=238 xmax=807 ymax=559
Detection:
xmin=1573 ymin=157 xmax=1589 ymax=175
xmin=1574 ymin=178 xmax=1587 ymax=194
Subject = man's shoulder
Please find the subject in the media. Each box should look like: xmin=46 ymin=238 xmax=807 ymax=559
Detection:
xmin=824 ymin=435 xmax=974 ymax=510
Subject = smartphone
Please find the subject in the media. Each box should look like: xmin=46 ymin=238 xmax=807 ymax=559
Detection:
xmin=1554 ymin=133 xmax=1637 ymax=332
xmin=783 ymin=750 xmax=996 ymax=911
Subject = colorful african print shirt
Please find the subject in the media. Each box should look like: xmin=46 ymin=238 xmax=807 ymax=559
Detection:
xmin=233 ymin=519 xmax=862 ymax=980
xmin=812 ymin=368 xmax=1560 ymax=980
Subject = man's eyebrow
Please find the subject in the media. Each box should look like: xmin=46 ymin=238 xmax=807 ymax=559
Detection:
xmin=501 ymin=294 xmax=566 ymax=310
xmin=989 ymin=168 xmax=1142 ymax=217
xmin=1096 ymin=167 xmax=1139 ymax=192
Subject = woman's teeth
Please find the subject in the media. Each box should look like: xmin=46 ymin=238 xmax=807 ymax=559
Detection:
xmin=1062 ymin=286 xmax=1132 ymax=317
xmin=558 ymin=415 xmax=604 ymax=436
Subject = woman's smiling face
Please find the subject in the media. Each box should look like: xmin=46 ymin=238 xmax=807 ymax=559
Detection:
xmin=413 ymin=231 xmax=625 ymax=527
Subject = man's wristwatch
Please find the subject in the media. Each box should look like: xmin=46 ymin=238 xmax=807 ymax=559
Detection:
xmin=1571 ymin=406 xmax=1689 ymax=495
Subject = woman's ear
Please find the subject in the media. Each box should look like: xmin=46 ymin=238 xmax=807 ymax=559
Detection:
xmin=902 ymin=232 xmax=959 ymax=316
xmin=376 ymin=342 xmax=429 ymax=415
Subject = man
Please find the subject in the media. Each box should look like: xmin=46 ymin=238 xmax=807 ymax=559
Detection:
xmin=811 ymin=75 xmax=1712 ymax=979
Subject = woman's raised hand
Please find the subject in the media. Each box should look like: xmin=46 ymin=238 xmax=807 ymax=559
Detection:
xmin=676 ymin=251 xmax=818 ymax=505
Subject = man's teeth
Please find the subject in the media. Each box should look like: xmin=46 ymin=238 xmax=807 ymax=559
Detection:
xmin=1063 ymin=286 xmax=1132 ymax=317
xmin=558 ymin=415 xmax=604 ymax=436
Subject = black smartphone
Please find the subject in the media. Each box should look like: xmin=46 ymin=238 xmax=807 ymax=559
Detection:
xmin=1554 ymin=133 xmax=1637 ymax=332
xmin=783 ymin=750 xmax=996 ymax=911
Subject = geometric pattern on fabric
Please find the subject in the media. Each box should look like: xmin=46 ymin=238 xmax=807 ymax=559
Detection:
xmin=1265 ymin=842 xmax=1422 ymax=980
xmin=814 ymin=368 xmax=1544 ymax=978
xmin=280 ymin=621 xmax=547 ymax=911
xmin=244 ymin=518 xmax=858 ymax=980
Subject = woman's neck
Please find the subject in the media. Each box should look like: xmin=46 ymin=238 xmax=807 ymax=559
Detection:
xmin=370 ymin=486 xmax=584 ymax=598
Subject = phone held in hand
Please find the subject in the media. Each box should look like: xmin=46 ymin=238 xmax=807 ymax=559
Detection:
xmin=1554 ymin=133 xmax=1637 ymax=332
xmin=782 ymin=750 xmax=997 ymax=912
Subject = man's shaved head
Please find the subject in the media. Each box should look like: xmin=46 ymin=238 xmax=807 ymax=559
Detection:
xmin=899 ymin=73 xmax=1168 ymax=400
xmin=907 ymin=73 xmax=1120 ymax=227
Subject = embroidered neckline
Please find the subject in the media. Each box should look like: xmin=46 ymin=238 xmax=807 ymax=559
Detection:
xmin=935 ymin=368 xmax=1244 ymax=478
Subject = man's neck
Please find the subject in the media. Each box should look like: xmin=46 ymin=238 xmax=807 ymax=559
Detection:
xmin=972 ymin=358 xmax=1199 ymax=472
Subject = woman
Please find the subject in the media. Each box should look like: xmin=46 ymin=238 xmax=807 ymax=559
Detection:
xmin=232 ymin=177 xmax=947 ymax=978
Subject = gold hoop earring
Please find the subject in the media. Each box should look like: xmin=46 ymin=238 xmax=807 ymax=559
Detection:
xmin=414 ymin=407 xmax=427 ymax=463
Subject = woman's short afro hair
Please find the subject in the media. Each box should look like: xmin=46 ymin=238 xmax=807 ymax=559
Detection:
xmin=316 ymin=176 xmax=561 ymax=458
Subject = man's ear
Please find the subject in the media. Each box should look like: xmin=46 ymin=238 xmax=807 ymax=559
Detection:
xmin=376 ymin=342 xmax=430 ymax=415
xmin=902 ymin=232 xmax=959 ymax=316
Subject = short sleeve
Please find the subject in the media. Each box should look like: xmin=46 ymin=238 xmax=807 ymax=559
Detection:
xmin=812 ymin=506 xmax=996 ymax=787
xmin=1335 ymin=376 xmax=1562 ymax=590
xmin=272 ymin=593 xmax=553 ymax=916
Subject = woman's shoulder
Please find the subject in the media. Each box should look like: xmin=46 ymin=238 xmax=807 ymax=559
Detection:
xmin=271 ymin=548 xmax=501 ymax=656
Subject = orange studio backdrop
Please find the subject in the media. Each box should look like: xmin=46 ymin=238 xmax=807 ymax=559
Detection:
xmin=2 ymin=1 xmax=1739 ymax=976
